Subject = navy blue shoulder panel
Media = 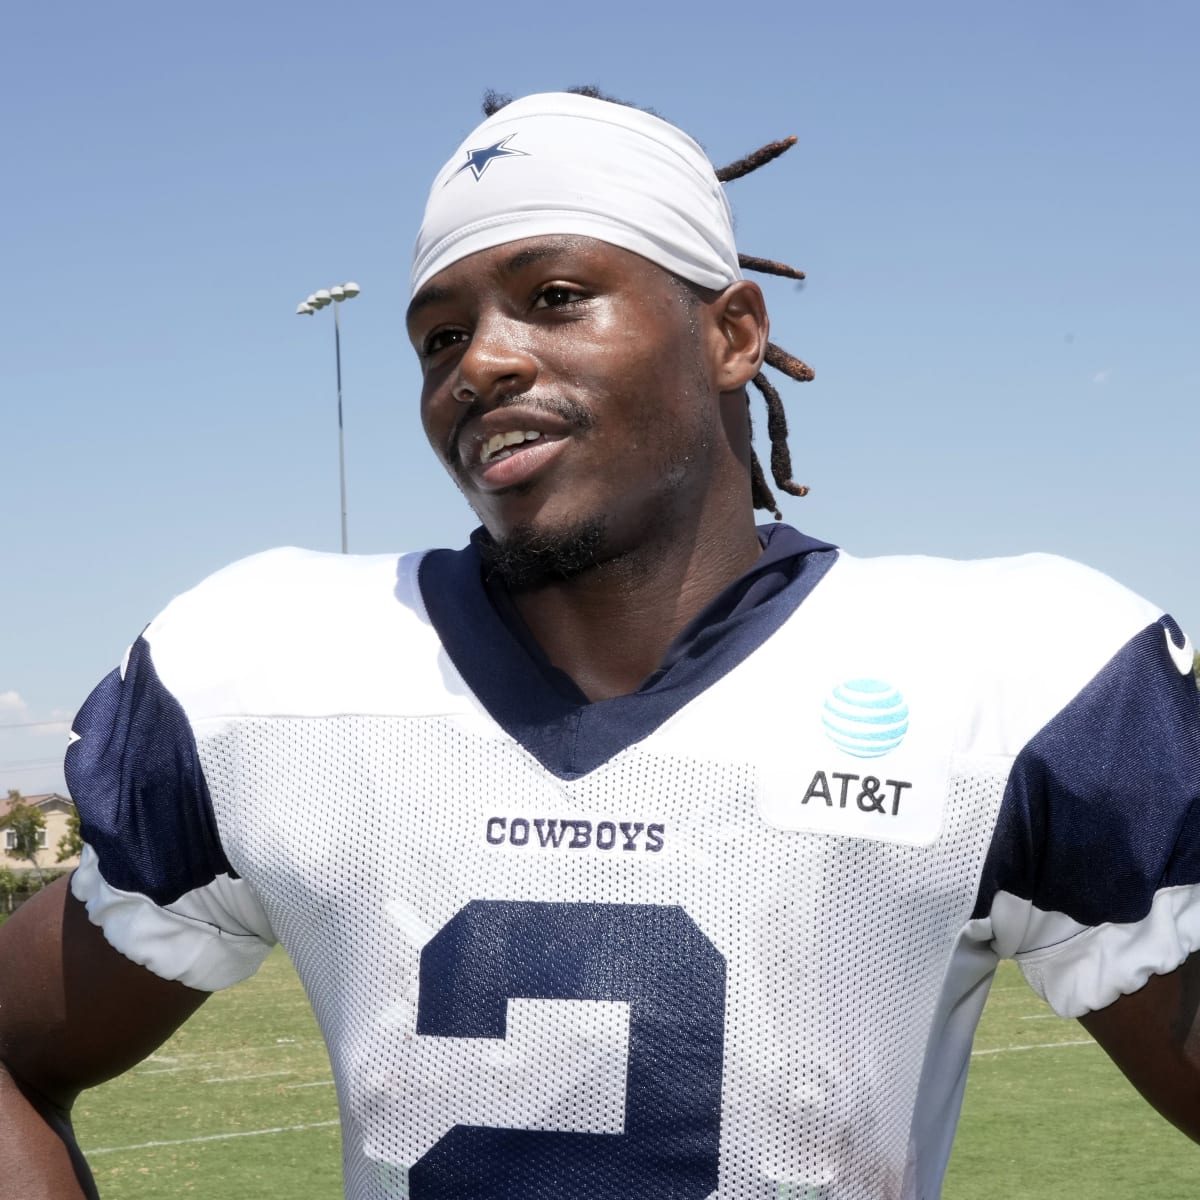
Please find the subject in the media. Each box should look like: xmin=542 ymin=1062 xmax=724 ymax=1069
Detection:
xmin=65 ymin=635 xmax=236 ymax=905
xmin=973 ymin=616 xmax=1200 ymax=926
xmin=420 ymin=528 xmax=838 ymax=780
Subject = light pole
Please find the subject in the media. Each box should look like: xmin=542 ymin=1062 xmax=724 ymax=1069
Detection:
xmin=296 ymin=282 xmax=361 ymax=554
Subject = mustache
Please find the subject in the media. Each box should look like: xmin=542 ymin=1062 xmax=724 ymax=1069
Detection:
xmin=448 ymin=394 xmax=595 ymax=469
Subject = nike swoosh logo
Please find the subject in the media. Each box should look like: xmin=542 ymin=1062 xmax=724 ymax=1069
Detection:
xmin=1163 ymin=625 xmax=1195 ymax=676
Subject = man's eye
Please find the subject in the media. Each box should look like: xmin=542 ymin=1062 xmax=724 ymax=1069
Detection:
xmin=422 ymin=328 xmax=467 ymax=357
xmin=532 ymin=286 xmax=585 ymax=309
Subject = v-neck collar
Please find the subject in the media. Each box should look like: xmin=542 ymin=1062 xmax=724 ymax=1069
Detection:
xmin=418 ymin=524 xmax=838 ymax=779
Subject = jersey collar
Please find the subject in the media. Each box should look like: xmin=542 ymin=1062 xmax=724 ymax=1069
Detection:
xmin=419 ymin=524 xmax=838 ymax=779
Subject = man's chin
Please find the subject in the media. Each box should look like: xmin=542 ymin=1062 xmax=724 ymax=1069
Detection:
xmin=476 ymin=518 xmax=608 ymax=591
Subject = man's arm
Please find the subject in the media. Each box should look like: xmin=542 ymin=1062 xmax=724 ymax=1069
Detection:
xmin=1080 ymin=951 xmax=1200 ymax=1141
xmin=0 ymin=875 xmax=209 ymax=1200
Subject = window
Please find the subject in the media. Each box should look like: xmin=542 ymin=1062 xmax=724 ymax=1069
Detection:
xmin=3 ymin=828 xmax=47 ymax=850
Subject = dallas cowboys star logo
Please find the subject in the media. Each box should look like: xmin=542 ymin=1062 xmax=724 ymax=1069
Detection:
xmin=450 ymin=133 xmax=529 ymax=182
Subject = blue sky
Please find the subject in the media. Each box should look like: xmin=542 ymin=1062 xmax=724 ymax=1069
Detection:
xmin=3 ymin=1 xmax=1197 ymax=794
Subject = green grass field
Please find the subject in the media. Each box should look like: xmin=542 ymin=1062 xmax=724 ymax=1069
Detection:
xmin=71 ymin=951 xmax=1197 ymax=1198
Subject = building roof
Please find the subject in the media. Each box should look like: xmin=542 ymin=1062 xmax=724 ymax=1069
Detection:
xmin=0 ymin=792 xmax=73 ymax=818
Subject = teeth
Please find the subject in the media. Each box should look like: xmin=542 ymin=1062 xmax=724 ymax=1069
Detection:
xmin=481 ymin=430 xmax=542 ymax=464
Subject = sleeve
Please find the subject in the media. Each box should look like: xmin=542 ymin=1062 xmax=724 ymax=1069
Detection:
xmin=974 ymin=615 xmax=1200 ymax=1018
xmin=66 ymin=633 xmax=276 ymax=991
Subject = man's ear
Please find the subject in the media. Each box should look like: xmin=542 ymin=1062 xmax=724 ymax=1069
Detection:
xmin=711 ymin=280 xmax=768 ymax=392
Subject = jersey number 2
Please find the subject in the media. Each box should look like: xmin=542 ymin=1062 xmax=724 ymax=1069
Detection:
xmin=412 ymin=900 xmax=727 ymax=1199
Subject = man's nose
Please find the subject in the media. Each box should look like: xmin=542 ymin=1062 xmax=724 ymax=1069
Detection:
xmin=452 ymin=316 xmax=538 ymax=405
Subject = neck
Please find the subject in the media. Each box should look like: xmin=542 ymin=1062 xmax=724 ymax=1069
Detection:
xmin=505 ymin=508 xmax=763 ymax=701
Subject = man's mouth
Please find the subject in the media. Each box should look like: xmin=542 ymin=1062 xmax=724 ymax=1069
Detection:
xmin=448 ymin=396 xmax=594 ymax=491
xmin=479 ymin=429 xmax=548 ymax=465
xmin=464 ymin=426 xmax=571 ymax=493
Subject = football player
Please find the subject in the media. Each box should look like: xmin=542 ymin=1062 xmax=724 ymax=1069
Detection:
xmin=2 ymin=89 xmax=1198 ymax=1200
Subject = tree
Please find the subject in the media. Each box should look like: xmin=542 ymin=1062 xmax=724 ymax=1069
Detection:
xmin=0 ymin=866 xmax=17 ymax=914
xmin=1 ymin=789 xmax=48 ymax=886
xmin=57 ymin=808 xmax=84 ymax=863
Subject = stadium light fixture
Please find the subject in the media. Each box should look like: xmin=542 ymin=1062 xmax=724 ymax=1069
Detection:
xmin=296 ymin=281 xmax=362 ymax=554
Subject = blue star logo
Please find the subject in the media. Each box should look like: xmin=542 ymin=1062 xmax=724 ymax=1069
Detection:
xmin=450 ymin=134 xmax=529 ymax=182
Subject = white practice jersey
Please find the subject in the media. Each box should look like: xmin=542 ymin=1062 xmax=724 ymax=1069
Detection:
xmin=66 ymin=528 xmax=1200 ymax=1200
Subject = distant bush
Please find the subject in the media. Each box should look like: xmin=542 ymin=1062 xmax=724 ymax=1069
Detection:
xmin=0 ymin=866 xmax=18 ymax=913
xmin=0 ymin=867 xmax=68 ymax=914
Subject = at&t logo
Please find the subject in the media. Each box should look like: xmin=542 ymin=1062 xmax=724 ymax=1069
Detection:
xmin=821 ymin=678 xmax=909 ymax=759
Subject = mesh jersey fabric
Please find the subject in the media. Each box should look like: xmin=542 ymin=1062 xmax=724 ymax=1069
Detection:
xmin=65 ymin=533 xmax=1200 ymax=1200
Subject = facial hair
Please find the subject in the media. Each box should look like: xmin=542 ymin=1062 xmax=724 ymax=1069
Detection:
xmin=476 ymin=518 xmax=608 ymax=591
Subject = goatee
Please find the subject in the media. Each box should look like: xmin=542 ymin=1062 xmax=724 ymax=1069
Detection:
xmin=476 ymin=519 xmax=607 ymax=591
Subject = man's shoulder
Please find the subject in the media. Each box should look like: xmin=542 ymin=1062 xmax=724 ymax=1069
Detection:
xmin=838 ymin=544 xmax=1129 ymax=584
xmin=180 ymin=543 xmax=422 ymax=593
xmin=137 ymin=546 xmax=454 ymax=715
xmin=731 ymin=545 xmax=1178 ymax=765
xmin=833 ymin=547 xmax=1161 ymax=623
xmin=811 ymin=547 xmax=1167 ymax=694
xmin=153 ymin=544 xmax=438 ymax=628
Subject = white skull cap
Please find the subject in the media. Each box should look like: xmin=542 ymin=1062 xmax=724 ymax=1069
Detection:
xmin=411 ymin=91 xmax=743 ymax=297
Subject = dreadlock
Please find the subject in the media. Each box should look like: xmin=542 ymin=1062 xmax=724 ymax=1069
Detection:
xmin=481 ymin=87 xmax=812 ymax=518
xmin=718 ymin=134 xmax=812 ymax=518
